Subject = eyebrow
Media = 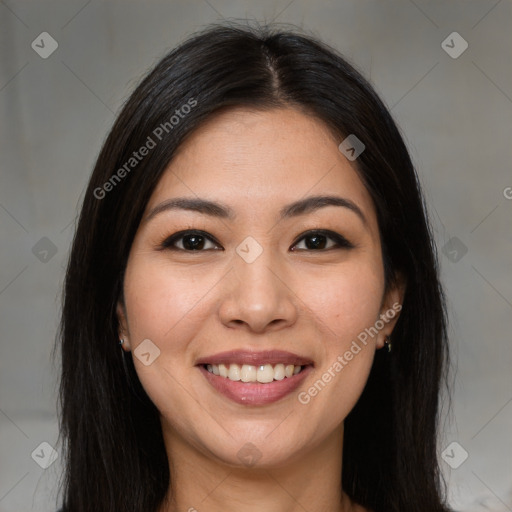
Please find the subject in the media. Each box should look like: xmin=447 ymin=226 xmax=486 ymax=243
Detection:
xmin=144 ymin=194 xmax=368 ymax=226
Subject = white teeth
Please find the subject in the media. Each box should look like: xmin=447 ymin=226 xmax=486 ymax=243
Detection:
xmin=206 ymin=363 xmax=304 ymax=383
xmin=240 ymin=364 xmax=257 ymax=382
xmin=273 ymin=363 xmax=285 ymax=380
xmin=218 ymin=363 xmax=229 ymax=378
xmin=257 ymin=364 xmax=274 ymax=383
xmin=228 ymin=364 xmax=241 ymax=381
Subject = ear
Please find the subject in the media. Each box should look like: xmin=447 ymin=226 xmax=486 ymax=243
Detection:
xmin=116 ymin=300 xmax=131 ymax=351
xmin=376 ymin=273 xmax=406 ymax=350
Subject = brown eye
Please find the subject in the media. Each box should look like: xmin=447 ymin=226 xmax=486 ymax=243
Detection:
xmin=291 ymin=230 xmax=354 ymax=251
xmin=162 ymin=230 xmax=222 ymax=251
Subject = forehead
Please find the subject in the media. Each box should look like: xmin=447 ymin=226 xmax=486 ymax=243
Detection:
xmin=146 ymin=107 xmax=378 ymax=229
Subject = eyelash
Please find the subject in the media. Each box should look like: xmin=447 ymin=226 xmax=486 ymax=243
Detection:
xmin=160 ymin=229 xmax=355 ymax=252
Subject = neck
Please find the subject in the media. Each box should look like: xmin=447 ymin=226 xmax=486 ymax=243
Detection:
xmin=158 ymin=423 xmax=358 ymax=512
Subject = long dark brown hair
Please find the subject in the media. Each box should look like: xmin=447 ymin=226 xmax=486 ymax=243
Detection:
xmin=54 ymin=21 xmax=451 ymax=512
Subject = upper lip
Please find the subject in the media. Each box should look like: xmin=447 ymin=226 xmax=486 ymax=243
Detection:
xmin=195 ymin=350 xmax=314 ymax=367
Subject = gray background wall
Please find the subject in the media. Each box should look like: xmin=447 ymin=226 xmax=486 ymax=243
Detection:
xmin=0 ymin=1 xmax=511 ymax=511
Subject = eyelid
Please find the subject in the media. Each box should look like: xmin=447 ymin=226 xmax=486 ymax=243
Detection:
xmin=160 ymin=229 xmax=223 ymax=251
xmin=160 ymin=228 xmax=354 ymax=252
xmin=290 ymin=229 xmax=355 ymax=251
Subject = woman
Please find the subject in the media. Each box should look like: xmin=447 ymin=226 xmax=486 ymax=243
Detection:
xmin=56 ymin=22 xmax=451 ymax=512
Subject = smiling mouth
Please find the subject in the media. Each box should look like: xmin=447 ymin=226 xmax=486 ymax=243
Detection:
xmin=203 ymin=363 xmax=306 ymax=383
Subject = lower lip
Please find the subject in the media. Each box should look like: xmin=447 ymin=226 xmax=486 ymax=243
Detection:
xmin=198 ymin=365 xmax=312 ymax=405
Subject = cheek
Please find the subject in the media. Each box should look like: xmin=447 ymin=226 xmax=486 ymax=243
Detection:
xmin=122 ymin=254 xmax=222 ymax=412
xmin=123 ymin=255 xmax=214 ymax=342
xmin=293 ymin=260 xmax=384 ymax=425
xmin=303 ymin=259 xmax=385 ymax=344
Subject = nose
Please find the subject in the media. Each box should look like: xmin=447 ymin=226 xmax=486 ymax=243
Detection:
xmin=218 ymin=247 xmax=299 ymax=334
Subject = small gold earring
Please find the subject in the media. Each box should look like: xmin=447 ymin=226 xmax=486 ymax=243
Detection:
xmin=384 ymin=335 xmax=392 ymax=353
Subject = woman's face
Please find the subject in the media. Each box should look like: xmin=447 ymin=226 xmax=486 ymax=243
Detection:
xmin=118 ymin=107 xmax=402 ymax=468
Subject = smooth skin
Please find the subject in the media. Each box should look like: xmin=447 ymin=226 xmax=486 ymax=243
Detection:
xmin=117 ymin=107 xmax=404 ymax=512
